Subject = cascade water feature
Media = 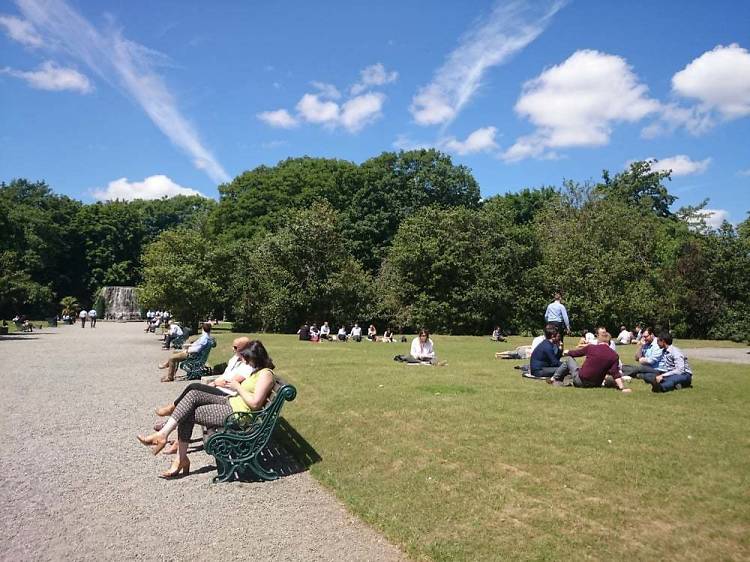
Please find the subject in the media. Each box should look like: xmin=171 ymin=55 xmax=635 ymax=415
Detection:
xmin=101 ymin=286 xmax=141 ymax=320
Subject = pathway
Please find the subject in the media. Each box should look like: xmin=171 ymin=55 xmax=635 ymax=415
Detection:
xmin=0 ymin=323 xmax=405 ymax=561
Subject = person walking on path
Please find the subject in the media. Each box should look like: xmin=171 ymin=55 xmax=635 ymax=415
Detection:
xmin=545 ymin=292 xmax=570 ymax=342
xmin=88 ymin=308 xmax=97 ymax=328
xmin=79 ymin=309 xmax=87 ymax=328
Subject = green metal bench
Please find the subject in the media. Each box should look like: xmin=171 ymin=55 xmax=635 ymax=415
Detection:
xmin=178 ymin=337 xmax=216 ymax=380
xmin=204 ymin=378 xmax=297 ymax=483
xmin=170 ymin=328 xmax=190 ymax=350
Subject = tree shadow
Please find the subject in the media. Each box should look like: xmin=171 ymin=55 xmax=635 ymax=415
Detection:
xmin=0 ymin=335 xmax=41 ymax=341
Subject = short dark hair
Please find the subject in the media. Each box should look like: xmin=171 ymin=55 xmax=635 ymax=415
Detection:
xmin=657 ymin=331 xmax=673 ymax=345
xmin=202 ymin=322 xmax=212 ymax=333
xmin=643 ymin=326 xmax=654 ymax=336
xmin=544 ymin=324 xmax=559 ymax=339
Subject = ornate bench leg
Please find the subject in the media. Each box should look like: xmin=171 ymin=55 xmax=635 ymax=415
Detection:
xmin=249 ymin=457 xmax=278 ymax=481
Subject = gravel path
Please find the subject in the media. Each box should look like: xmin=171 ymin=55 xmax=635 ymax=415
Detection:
xmin=683 ymin=347 xmax=750 ymax=365
xmin=0 ymin=323 xmax=405 ymax=561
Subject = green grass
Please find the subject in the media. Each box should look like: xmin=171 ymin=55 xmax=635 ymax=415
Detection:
xmin=206 ymin=333 xmax=750 ymax=560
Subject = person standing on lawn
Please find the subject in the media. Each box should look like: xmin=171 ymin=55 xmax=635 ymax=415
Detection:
xmin=544 ymin=292 xmax=570 ymax=342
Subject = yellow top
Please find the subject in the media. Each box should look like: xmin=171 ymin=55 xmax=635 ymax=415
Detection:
xmin=228 ymin=368 xmax=274 ymax=413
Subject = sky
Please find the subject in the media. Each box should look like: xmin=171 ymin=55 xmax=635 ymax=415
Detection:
xmin=1 ymin=0 xmax=749 ymax=226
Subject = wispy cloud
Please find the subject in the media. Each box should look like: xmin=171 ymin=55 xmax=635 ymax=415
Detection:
xmin=0 ymin=13 xmax=43 ymax=47
xmin=626 ymin=155 xmax=711 ymax=177
xmin=738 ymin=168 xmax=750 ymax=177
xmin=13 ymin=0 xmax=229 ymax=183
xmin=410 ymin=0 xmax=565 ymax=127
xmin=257 ymin=109 xmax=298 ymax=129
xmin=351 ymin=63 xmax=398 ymax=95
xmin=92 ymin=175 xmax=205 ymax=201
xmin=1 ymin=60 xmax=92 ymax=92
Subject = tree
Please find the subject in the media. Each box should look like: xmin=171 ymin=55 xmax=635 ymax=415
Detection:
xmin=231 ymin=202 xmax=374 ymax=332
xmin=59 ymin=296 xmax=80 ymax=317
xmin=596 ymin=160 xmax=676 ymax=217
xmin=138 ymin=228 xmax=222 ymax=331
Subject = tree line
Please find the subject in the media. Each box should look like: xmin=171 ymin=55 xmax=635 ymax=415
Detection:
xmin=3 ymin=150 xmax=749 ymax=340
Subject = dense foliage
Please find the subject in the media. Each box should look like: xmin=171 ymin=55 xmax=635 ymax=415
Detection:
xmin=3 ymin=152 xmax=749 ymax=340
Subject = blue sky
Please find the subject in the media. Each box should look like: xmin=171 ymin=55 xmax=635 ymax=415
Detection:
xmin=1 ymin=0 xmax=749 ymax=225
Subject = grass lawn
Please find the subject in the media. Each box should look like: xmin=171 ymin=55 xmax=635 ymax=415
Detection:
xmin=205 ymin=333 xmax=750 ymax=560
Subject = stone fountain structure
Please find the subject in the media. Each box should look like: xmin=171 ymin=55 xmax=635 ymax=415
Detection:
xmin=101 ymin=286 xmax=141 ymax=321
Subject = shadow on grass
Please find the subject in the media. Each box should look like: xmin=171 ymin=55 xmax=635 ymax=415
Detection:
xmin=202 ymin=417 xmax=322 ymax=483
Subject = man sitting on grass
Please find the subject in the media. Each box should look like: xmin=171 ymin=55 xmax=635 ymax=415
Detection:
xmin=548 ymin=333 xmax=631 ymax=392
xmin=621 ymin=327 xmax=664 ymax=378
xmin=158 ymin=322 xmax=212 ymax=382
xmin=641 ymin=332 xmax=693 ymax=393
xmin=525 ymin=324 xmax=562 ymax=378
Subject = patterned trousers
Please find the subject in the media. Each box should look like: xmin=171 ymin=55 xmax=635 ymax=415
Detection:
xmin=172 ymin=389 xmax=233 ymax=441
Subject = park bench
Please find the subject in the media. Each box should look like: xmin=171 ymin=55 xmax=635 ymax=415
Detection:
xmin=170 ymin=328 xmax=191 ymax=350
xmin=204 ymin=378 xmax=297 ymax=483
xmin=177 ymin=337 xmax=216 ymax=380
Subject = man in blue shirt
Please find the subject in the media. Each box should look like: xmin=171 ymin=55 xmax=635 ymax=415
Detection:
xmin=158 ymin=322 xmax=213 ymax=382
xmin=642 ymin=331 xmax=693 ymax=392
xmin=621 ymin=327 xmax=664 ymax=378
xmin=544 ymin=292 xmax=570 ymax=342
xmin=528 ymin=324 xmax=562 ymax=378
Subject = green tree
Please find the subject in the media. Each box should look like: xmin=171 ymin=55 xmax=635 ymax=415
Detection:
xmin=231 ymin=202 xmax=374 ymax=331
xmin=138 ymin=228 xmax=222 ymax=331
xmin=596 ymin=160 xmax=676 ymax=217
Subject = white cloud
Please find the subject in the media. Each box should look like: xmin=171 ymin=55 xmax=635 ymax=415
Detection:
xmin=410 ymin=0 xmax=565 ymax=126
xmin=1 ymin=60 xmax=91 ymax=92
xmin=673 ymin=44 xmax=750 ymax=120
xmin=311 ymin=81 xmax=341 ymax=99
xmin=257 ymin=109 xmax=298 ymax=129
xmin=636 ymin=155 xmax=711 ymax=177
xmin=738 ymin=168 xmax=750 ymax=177
xmin=644 ymin=44 xmax=750 ymax=137
xmin=296 ymin=93 xmax=340 ymax=125
xmin=0 ymin=13 xmax=42 ymax=47
xmin=339 ymin=92 xmax=385 ymax=132
xmin=351 ymin=63 xmax=398 ymax=95
xmin=92 ymin=175 xmax=205 ymax=201
xmin=441 ymin=126 xmax=498 ymax=155
xmin=16 ymin=0 xmax=229 ymax=184
xmin=392 ymin=134 xmax=434 ymax=151
xmin=703 ymin=209 xmax=730 ymax=229
xmin=503 ymin=50 xmax=659 ymax=161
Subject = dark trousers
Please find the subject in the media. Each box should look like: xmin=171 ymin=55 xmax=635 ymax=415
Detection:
xmin=553 ymin=356 xmax=600 ymax=388
xmin=174 ymin=382 xmax=226 ymax=406
xmin=621 ymin=364 xmax=658 ymax=378
xmin=531 ymin=366 xmax=558 ymax=378
xmin=91 ymin=318 xmax=96 ymax=327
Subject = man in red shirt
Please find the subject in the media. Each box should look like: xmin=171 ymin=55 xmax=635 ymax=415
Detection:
xmin=548 ymin=333 xmax=631 ymax=393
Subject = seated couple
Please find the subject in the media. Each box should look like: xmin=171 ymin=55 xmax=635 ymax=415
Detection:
xmin=394 ymin=329 xmax=447 ymax=366
xmin=622 ymin=329 xmax=692 ymax=392
xmin=157 ymin=322 xmax=213 ymax=382
xmin=527 ymin=325 xmax=630 ymax=392
xmin=138 ymin=338 xmax=276 ymax=478
xmin=490 ymin=326 xmax=507 ymax=342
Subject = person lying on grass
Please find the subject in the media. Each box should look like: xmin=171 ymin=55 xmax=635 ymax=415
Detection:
xmin=137 ymin=340 xmax=276 ymax=478
xmin=547 ymin=332 xmax=631 ymax=393
xmin=640 ymin=331 xmax=693 ymax=393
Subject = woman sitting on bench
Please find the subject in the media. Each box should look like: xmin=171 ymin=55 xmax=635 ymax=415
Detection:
xmin=137 ymin=340 xmax=276 ymax=478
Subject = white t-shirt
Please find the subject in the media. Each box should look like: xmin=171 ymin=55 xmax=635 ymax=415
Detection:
xmin=217 ymin=355 xmax=255 ymax=395
xmin=320 ymin=324 xmax=330 ymax=336
xmin=410 ymin=337 xmax=435 ymax=360
xmin=88 ymin=309 xmax=97 ymax=318
xmin=530 ymin=335 xmax=545 ymax=352
xmin=617 ymin=330 xmax=632 ymax=344
xmin=351 ymin=326 xmax=362 ymax=337
xmin=584 ymin=332 xmax=596 ymax=345
xmin=169 ymin=324 xmax=183 ymax=337
xmin=79 ymin=310 xmax=87 ymax=319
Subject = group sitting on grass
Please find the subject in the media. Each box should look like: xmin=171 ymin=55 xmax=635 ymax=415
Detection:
xmin=516 ymin=322 xmax=692 ymax=393
xmin=138 ymin=338 xmax=276 ymax=478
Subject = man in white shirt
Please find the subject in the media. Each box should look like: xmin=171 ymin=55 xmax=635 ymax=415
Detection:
xmin=320 ymin=321 xmax=331 ymax=340
xmin=209 ymin=336 xmax=254 ymax=393
xmin=79 ymin=309 xmax=87 ymax=328
xmin=88 ymin=308 xmax=97 ymax=328
xmin=350 ymin=323 xmax=363 ymax=342
xmin=158 ymin=322 xmax=213 ymax=382
xmin=162 ymin=320 xmax=184 ymax=349
xmin=615 ymin=325 xmax=632 ymax=344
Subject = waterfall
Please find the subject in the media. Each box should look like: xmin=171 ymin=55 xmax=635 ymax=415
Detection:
xmin=101 ymin=286 xmax=141 ymax=321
